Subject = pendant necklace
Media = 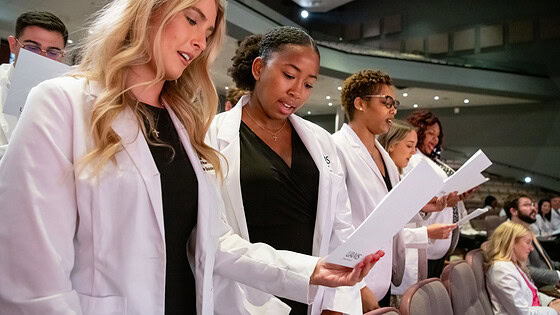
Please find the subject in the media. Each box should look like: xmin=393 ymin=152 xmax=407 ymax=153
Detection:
xmin=244 ymin=106 xmax=288 ymax=141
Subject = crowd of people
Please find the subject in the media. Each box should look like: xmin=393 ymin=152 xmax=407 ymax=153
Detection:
xmin=0 ymin=2 xmax=559 ymax=315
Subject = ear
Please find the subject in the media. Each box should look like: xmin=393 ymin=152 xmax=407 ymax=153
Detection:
xmin=388 ymin=145 xmax=394 ymax=153
xmin=353 ymin=97 xmax=364 ymax=112
xmin=510 ymin=208 xmax=517 ymax=217
xmin=252 ymin=56 xmax=264 ymax=81
xmin=8 ymin=35 xmax=17 ymax=55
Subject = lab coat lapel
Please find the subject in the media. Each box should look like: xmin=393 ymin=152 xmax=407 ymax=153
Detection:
xmin=290 ymin=115 xmax=332 ymax=256
xmin=215 ymin=98 xmax=250 ymax=239
xmin=111 ymin=108 xmax=165 ymax=241
xmin=341 ymin=124 xmax=387 ymax=193
xmin=375 ymin=139 xmax=400 ymax=188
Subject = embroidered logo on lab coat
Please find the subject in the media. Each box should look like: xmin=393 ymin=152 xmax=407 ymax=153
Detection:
xmin=199 ymin=157 xmax=215 ymax=175
xmin=324 ymin=155 xmax=333 ymax=172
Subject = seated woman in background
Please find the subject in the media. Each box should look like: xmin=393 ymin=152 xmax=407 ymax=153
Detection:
xmin=533 ymin=199 xmax=554 ymax=237
xmin=485 ymin=221 xmax=560 ymax=315
xmin=377 ymin=120 xmax=456 ymax=306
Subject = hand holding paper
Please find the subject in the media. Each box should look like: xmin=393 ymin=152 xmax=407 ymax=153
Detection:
xmin=326 ymin=160 xmax=445 ymax=267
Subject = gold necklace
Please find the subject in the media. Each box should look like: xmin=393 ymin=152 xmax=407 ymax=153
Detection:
xmin=244 ymin=106 xmax=288 ymax=141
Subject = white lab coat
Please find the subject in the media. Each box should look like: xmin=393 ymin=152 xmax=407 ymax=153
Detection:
xmin=332 ymin=124 xmax=401 ymax=300
xmin=391 ymin=213 xmax=429 ymax=295
xmin=0 ymin=63 xmax=17 ymax=156
xmin=206 ymin=96 xmax=362 ymax=315
xmin=532 ymin=215 xmax=554 ymax=237
xmin=486 ymin=261 xmax=556 ymax=315
xmin=404 ymin=151 xmax=462 ymax=260
xmin=0 ymin=77 xmax=320 ymax=315
xmin=551 ymin=209 xmax=560 ymax=228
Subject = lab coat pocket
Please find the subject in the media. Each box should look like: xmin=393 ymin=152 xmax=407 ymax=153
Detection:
xmin=78 ymin=293 xmax=127 ymax=315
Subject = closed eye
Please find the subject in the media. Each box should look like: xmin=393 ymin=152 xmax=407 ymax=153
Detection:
xmin=305 ymin=83 xmax=314 ymax=89
xmin=284 ymin=73 xmax=295 ymax=79
xmin=186 ymin=16 xmax=197 ymax=26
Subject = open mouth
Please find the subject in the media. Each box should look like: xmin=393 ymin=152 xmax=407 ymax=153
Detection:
xmin=178 ymin=51 xmax=192 ymax=63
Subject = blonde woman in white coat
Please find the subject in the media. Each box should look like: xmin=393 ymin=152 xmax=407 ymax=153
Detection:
xmin=485 ymin=221 xmax=560 ymax=315
xmin=0 ymin=2 xmax=379 ymax=314
xmin=206 ymin=28 xmax=383 ymax=315
xmin=377 ymin=120 xmax=456 ymax=301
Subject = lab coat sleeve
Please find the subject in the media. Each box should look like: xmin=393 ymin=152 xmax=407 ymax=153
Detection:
xmin=321 ymin=171 xmax=362 ymax=314
xmin=402 ymin=227 xmax=429 ymax=249
xmin=0 ymin=80 xmax=82 ymax=314
xmin=489 ymin=265 xmax=556 ymax=315
xmin=214 ymin=207 xmax=320 ymax=304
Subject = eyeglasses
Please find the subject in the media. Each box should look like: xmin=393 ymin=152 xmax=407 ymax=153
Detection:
xmin=361 ymin=95 xmax=400 ymax=110
xmin=15 ymin=38 xmax=65 ymax=60
xmin=520 ymin=202 xmax=535 ymax=207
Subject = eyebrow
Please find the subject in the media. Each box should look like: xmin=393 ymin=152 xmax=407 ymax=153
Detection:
xmin=188 ymin=7 xmax=215 ymax=34
xmin=22 ymin=39 xmax=63 ymax=51
xmin=287 ymin=64 xmax=318 ymax=80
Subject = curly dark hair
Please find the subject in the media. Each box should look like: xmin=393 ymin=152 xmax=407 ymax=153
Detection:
xmin=16 ymin=11 xmax=68 ymax=46
xmin=406 ymin=110 xmax=444 ymax=158
xmin=228 ymin=26 xmax=319 ymax=91
xmin=226 ymin=87 xmax=246 ymax=105
xmin=340 ymin=69 xmax=393 ymax=121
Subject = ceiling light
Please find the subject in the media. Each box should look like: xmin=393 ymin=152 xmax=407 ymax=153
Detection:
xmin=224 ymin=86 xmax=229 ymax=90
xmin=88 ymin=30 xmax=94 ymax=34
xmin=67 ymin=39 xmax=73 ymax=44
xmin=402 ymin=92 xmax=408 ymax=97
xmin=464 ymin=98 xmax=470 ymax=104
xmin=301 ymin=10 xmax=309 ymax=18
xmin=307 ymin=111 xmax=312 ymax=115
xmin=434 ymin=96 xmax=440 ymax=101
xmin=326 ymin=96 xmax=331 ymax=100
xmin=524 ymin=176 xmax=532 ymax=183
xmin=337 ymin=86 xmax=342 ymax=91
xmin=328 ymin=102 xmax=333 ymax=106
xmin=339 ymin=37 xmax=343 ymax=41
xmin=413 ymin=104 xmax=418 ymax=108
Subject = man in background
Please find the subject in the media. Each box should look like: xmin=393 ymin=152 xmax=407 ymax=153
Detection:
xmin=1 ymin=11 xmax=68 ymax=155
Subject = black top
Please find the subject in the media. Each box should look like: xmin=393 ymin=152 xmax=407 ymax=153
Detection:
xmin=239 ymin=121 xmax=319 ymax=314
xmin=380 ymin=156 xmax=393 ymax=192
xmin=144 ymin=105 xmax=198 ymax=315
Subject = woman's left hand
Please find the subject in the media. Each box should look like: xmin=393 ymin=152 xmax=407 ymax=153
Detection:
xmin=309 ymin=251 xmax=385 ymax=287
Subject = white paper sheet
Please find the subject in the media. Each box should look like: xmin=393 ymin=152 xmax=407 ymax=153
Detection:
xmin=456 ymin=208 xmax=488 ymax=226
xmin=325 ymin=160 xmax=445 ymax=267
xmin=440 ymin=150 xmax=492 ymax=195
xmin=4 ymin=49 xmax=70 ymax=117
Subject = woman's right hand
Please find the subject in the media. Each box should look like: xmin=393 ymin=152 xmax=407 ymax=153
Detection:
xmin=446 ymin=191 xmax=461 ymax=207
xmin=427 ymin=223 xmax=457 ymax=240
xmin=309 ymin=251 xmax=385 ymax=287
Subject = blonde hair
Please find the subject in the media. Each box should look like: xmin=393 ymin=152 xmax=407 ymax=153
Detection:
xmin=484 ymin=221 xmax=532 ymax=274
xmin=378 ymin=120 xmax=417 ymax=173
xmin=76 ymin=0 xmax=225 ymax=176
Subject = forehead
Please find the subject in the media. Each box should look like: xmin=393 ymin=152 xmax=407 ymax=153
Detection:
xmin=426 ymin=122 xmax=440 ymax=133
xmin=19 ymin=25 xmax=65 ymax=48
xmin=189 ymin=0 xmax=218 ymax=25
xmin=376 ymin=84 xmax=394 ymax=96
xmin=269 ymin=45 xmax=319 ymax=69
xmin=518 ymin=197 xmax=532 ymax=205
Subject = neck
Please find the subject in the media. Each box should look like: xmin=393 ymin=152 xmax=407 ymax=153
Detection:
xmin=127 ymin=65 xmax=165 ymax=107
xmin=348 ymin=119 xmax=377 ymax=152
xmin=245 ymin=92 xmax=287 ymax=129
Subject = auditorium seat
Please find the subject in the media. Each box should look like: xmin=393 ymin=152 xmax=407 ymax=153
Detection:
xmin=400 ymin=278 xmax=453 ymax=315
xmin=485 ymin=215 xmax=505 ymax=238
xmin=365 ymin=307 xmax=401 ymax=315
xmin=465 ymin=249 xmax=494 ymax=314
xmin=441 ymin=260 xmax=489 ymax=315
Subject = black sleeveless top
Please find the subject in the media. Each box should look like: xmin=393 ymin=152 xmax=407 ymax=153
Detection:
xmin=239 ymin=121 xmax=319 ymax=314
xmin=144 ymin=105 xmax=198 ymax=315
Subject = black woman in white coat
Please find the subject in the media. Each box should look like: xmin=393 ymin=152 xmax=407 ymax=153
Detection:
xmin=0 ymin=2 xmax=380 ymax=314
xmin=206 ymin=27 xmax=383 ymax=315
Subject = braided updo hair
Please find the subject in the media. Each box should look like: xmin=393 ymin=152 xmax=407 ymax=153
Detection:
xmin=228 ymin=26 xmax=320 ymax=91
xmin=340 ymin=69 xmax=393 ymax=121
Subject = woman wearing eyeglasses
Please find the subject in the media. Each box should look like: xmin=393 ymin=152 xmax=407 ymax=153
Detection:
xmin=332 ymin=69 xmax=404 ymax=308
xmin=0 ymin=1 xmax=379 ymax=314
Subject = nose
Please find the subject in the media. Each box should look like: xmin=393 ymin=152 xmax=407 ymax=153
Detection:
xmin=288 ymin=80 xmax=303 ymax=99
xmin=192 ymin=30 xmax=207 ymax=52
xmin=389 ymin=106 xmax=397 ymax=115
